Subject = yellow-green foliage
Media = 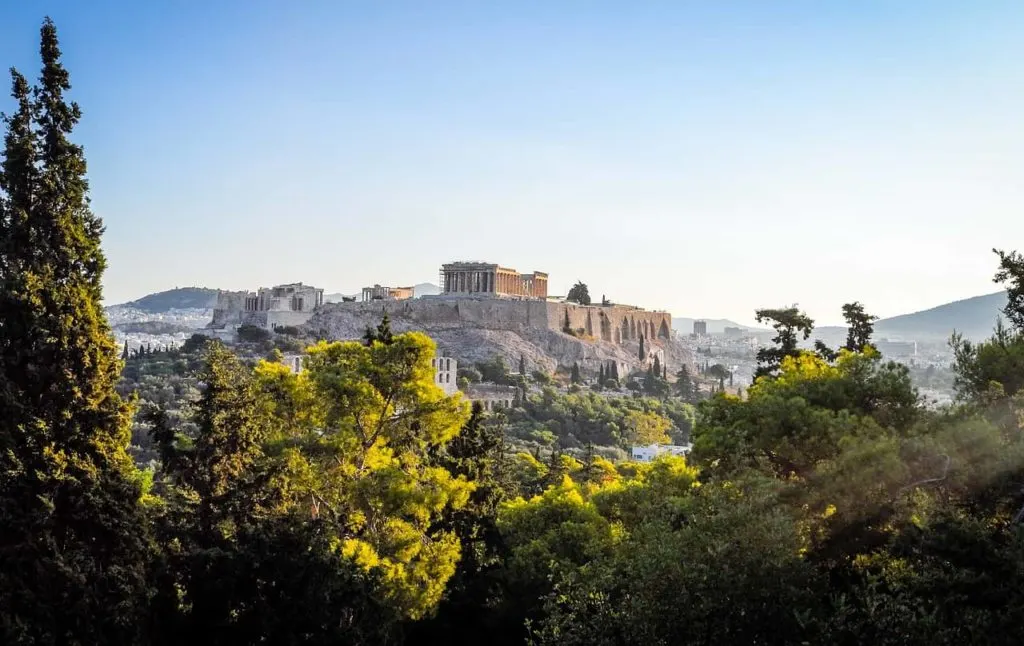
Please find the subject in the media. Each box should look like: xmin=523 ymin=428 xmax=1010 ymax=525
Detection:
xmin=253 ymin=332 xmax=472 ymax=619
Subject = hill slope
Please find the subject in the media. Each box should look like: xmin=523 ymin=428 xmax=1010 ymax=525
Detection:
xmin=118 ymin=287 xmax=220 ymax=313
xmin=873 ymin=291 xmax=1006 ymax=341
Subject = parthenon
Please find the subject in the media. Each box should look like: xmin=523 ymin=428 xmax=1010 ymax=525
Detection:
xmin=440 ymin=261 xmax=548 ymax=299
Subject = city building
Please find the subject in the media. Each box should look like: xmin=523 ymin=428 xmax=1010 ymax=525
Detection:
xmin=432 ymin=356 xmax=458 ymax=396
xmin=693 ymin=320 xmax=708 ymax=336
xmin=875 ymin=339 xmax=918 ymax=357
xmin=440 ymin=261 xmax=548 ymax=299
xmin=361 ymin=284 xmax=414 ymax=302
xmin=281 ymin=353 xmax=304 ymax=374
xmin=724 ymin=326 xmax=743 ymax=338
xmin=631 ymin=443 xmax=693 ymax=463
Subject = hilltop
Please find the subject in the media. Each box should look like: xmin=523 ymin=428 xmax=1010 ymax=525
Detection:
xmin=115 ymin=287 xmax=220 ymax=313
xmin=872 ymin=291 xmax=1006 ymax=341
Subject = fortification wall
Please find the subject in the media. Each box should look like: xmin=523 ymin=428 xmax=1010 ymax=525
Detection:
xmin=313 ymin=297 xmax=671 ymax=347
xmin=547 ymin=303 xmax=672 ymax=344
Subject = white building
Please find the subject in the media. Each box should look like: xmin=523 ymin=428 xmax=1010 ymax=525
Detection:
xmin=281 ymin=353 xmax=304 ymax=374
xmin=631 ymin=443 xmax=693 ymax=463
xmin=432 ymin=356 xmax=458 ymax=395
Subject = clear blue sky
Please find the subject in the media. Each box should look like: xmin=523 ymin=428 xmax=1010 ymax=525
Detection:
xmin=3 ymin=1 xmax=1023 ymax=325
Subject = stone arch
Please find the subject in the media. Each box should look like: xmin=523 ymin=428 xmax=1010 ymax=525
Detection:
xmin=615 ymin=328 xmax=621 ymax=344
xmin=630 ymin=318 xmax=637 ymax=339
xmin=600 ymin=313 xmax=612 ymax=341
xmin=658 ymin=319 xmax=670 ymax=339
xmin=586 ymin=311 xmax=594 ymax=337
xmin=621 ymin=318 xmax=629 ymax=341
xmin=642 ymin=320 xmax=649 ymax=338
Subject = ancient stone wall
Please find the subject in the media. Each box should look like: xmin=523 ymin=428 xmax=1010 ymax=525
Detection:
xmin=314 ymin=297 xmax=670 ymax=343
xmin=545 ymin=303 xmax=672 ymax=344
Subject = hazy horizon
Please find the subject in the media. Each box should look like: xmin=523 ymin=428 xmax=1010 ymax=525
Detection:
xmin=3 ymin=1 xmax=1022 ymax=327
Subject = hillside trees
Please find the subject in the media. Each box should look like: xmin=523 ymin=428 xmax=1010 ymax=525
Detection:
xmin=0 ymin=19 xmax=153 ymax=643
xmin=151 ymin=331 xmax=474 ymax=641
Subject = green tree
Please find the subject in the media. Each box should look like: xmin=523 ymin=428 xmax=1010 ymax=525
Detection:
xmin=638 ymin=334 xmax=646 ymax=362
xmin=363 ymin=312 xmax=394 ymax=346
xmin=842 ymin=301 xmax=878 ymax=352
xmin=0 ymin=19 xmax=152 ymax=643
xmin=562 ymin=309 xmax=572 ymax=334
xmin=754 ymin=306 xmax=815 ymax=379
xmin=598 ymin=363 xmax=606 ymax=386
xmin=566 ymin=281 xmax=591 ymax=305
xmin=994 ymin=247 xmax=1024 ymax=329
xmin=571 ymin=362 xmax=582 ymax=384
xmin=707 ymin=363 xmax=730 ymax=391
xmin=519 ymin=354 xmax=526 ymax=376
xmin=653 ymin=354 xmax=661 ymax=378
xmin=122 ymin=339 xmax=130 ymax=360
xmin=675 ymin=365 xmax=694 ymax=399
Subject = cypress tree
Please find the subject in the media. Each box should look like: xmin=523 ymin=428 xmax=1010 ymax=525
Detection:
xmin=598 ymin=363 xmax=605 ymax=386
xmin=638 ymin=335 xmax=645 ymax=362
xmin=653 ymin=354 xmax=661 ymax=379
xmin=570 ymin=362 xmax=581 ymax=384
xmin=611 ymin=361 xmax=618 ymax=381
xmin=121 ymin=339 xmax=129 ymax=360
xmin=0 ymin=19 xmax=151 ymax=643
xmin=519 ymin=354 xmax=526 ymax=376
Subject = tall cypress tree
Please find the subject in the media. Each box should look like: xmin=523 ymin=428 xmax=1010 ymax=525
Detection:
xmin=638 ymin=335 xmax=646 ymax=362
xmin=0 ymin=19 xmax=151 ymax=643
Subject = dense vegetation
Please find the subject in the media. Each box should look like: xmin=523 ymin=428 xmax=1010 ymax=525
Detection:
xmin=6 ymin=19 xmax=1024 ymax=646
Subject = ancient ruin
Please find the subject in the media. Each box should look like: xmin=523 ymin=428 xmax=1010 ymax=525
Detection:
xmin=440 ymin=261 xmax=548 ymax=299
xmin=361 ymin=284 xmax=413 ymax=302
xmin=210 ymin=282 xmax=324 ymax=331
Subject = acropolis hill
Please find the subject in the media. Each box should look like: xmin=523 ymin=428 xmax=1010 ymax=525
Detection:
xmin=299 ymin=261 xmax=692 ymax=377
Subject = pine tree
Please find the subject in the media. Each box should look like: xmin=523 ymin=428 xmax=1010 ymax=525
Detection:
xmin=121 ymin=339 xmax=129 ymax=360
xmin=0 ymin=19 xmax=150 ymax=642
xmin=638 ymin=335 xmax=646 ymax=362
xmin=363 ymin=312 xmax=395 ymax=346
xmin=519 ymin=354 xmax=526 ymax=376
xmin=598 ymin=363 xmax=606 ymax=386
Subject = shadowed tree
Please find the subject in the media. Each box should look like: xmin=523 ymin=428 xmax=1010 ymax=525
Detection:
xmin=994 ymin=248 xmax=1024 ymax=330
xmin=842 ymin=301 xmax=878 ymax=352
xmin=567 ymin=281 xmax=591 ymax=305
xmin=0 ymin=19 xmax=152 ymax=644
xmin=754 ymin=306 xmax=815 ymax=380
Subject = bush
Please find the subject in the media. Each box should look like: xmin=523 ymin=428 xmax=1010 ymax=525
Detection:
xmin=237 ymin=324 xmax=272 ymax=343
xmin=532 ymin=370 xmax=553 ymax=385
xmin=275 ymin=325 xmax=301 ymax=336
xmin=458 ymin=367 xmax=482 ymax=384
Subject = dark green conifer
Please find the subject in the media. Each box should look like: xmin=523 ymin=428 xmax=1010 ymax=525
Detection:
xmin=0 ymin=19 xmax=151 ymax=642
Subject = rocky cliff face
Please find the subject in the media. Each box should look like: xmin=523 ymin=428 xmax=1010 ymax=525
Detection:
xmin=302 ymin=300 xmax=694 ymax=378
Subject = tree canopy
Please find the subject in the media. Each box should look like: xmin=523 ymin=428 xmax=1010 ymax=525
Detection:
xmin=566 ymin=281 xmax=591 ymax=305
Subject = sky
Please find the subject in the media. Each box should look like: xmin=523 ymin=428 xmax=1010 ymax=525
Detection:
xmin=2 ymin=1 xmax=1023 ymax=326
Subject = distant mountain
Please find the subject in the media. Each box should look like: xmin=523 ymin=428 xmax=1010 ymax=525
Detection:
xmin=672 ymin=317 xmax=766 ymax=335
xmin=324 ymin=292 xmax=358 ymax=303
xmin=414 ymin=282 xmax=441 ymax=297
xmin=117 ymin=287 xmax=220 ymax=313
xmin=872 ymin=291 xmax=1006 ymax=341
